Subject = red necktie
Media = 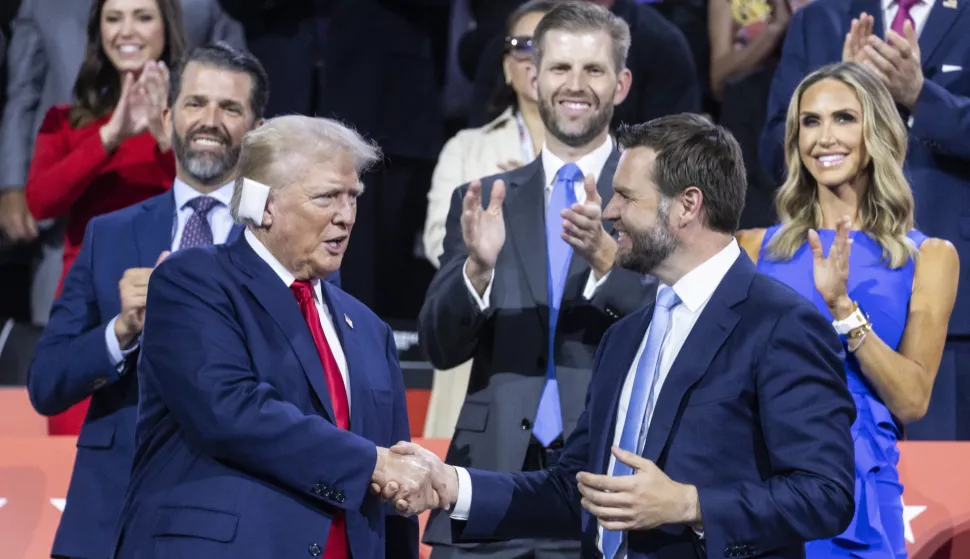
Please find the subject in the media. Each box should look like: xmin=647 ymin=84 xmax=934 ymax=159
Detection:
xmin=290 ymin=280 xmax=350 ymax=559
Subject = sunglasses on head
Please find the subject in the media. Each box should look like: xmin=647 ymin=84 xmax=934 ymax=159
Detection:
xmin=504 ymin=35 xmax=533 ymax=61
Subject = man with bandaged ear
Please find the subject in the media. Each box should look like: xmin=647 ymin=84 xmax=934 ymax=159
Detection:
xmin=112 ymin=114 xmax=432 ymax=559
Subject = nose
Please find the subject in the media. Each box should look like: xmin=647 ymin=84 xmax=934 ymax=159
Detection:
xmin=332 ymin=195 xmax=356 ymax=225
xmin=119 ymin=15 xmax=135 ymax=37
xmin=602 ymin=196 xmax=619 ymax=221
xmin=818 ymin=120 xmax=837 ymax=146
xmin=200 ymin=104 xmax=220 ymax=128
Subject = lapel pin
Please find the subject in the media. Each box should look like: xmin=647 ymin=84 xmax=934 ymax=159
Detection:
xmin=344 ymin=314 xmax=354 ymax=329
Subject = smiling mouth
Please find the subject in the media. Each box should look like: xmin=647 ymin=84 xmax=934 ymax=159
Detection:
xmin=558 ymin=99 xmax=593 ymax=115
xmin=815 ymin=154 xmax=847 ymax=168
xmin=117 ymin=44 xmax=144 ymax=56
xmin=191 ymin=136 xmax=225 ymax=149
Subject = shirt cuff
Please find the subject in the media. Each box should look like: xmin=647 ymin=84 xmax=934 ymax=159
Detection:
xmin=105 ymin=315 xmax=139 ymax=372
xmin=449 ymin=466 xmax=473 ymax=520
xmin=582 ymin=269 xmax=611 ymax=299
xmin=463 ymin=259 xmax=493 ymax=311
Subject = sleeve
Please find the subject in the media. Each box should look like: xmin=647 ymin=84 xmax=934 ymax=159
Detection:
xmin=758 ymin=7 xmax=810 ymax=185
xmin=424 ymin=133 xmax=466 ymax=269
xmin=0 ymin=7 xmax=46 ymax=190
xmin=139 ymin=252 xmax=381 ymax=512
xmin=695 ymin=303 xmax=857 ymax=555
xmin=23 ymin=108 xmax=115 ymax=220
xmin=26 ymin=217 xmax=127 ymax=416
xmin=448 ymin=328 xmax=613 ymax=543
xmin=908 ymin=79 xmax=970 ymax=159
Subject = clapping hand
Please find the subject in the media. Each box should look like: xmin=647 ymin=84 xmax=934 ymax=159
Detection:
xmin=561 ymin=174 xmax=615 ymax=279
xmin=461 ymin=179 xmax=507 ymax=294
xmin=843 ymin=13 xmax=875 ymax=63
xmin=860 ymin=22 xmax=924 ymax=109
xmin=808 ymin=216 xmax=853 ymax=316
xmin=129 ymin=61 xmax=171 ymax=151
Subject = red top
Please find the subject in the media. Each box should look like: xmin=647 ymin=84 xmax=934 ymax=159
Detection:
xmin=25 ymin=105 xmax=176 ymax=295
xmin=24 ymin=105 xmax=175 ymax=436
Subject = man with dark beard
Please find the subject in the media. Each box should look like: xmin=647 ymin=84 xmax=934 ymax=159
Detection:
xmin=418 ymin=4 xmax=656 ymax=558
xmin=388 ymin=114 xmax=856 ymax=559
xmin=25 ymin=43 xmax=282 ymax=559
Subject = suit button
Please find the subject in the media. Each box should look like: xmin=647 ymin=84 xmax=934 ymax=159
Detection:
xmin=521 ymin=418 xmax=532 ymax=430
xmin=308 ymin=543 xmax=322 ymax=556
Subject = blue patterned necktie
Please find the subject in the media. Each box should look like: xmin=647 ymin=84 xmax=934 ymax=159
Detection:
xmin=532 ymin=162 xmax=583 ymax=447
xmin=601 ymin=286 xmax=681 ymax=559
xmin=179 ymin=196 xmax=219 ymax=249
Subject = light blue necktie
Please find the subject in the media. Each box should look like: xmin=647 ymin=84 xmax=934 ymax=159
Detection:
xmin=532 ymin=163 xmax=583 ymax=447
xmin=601 ymin=286 xmax=681 ymax=559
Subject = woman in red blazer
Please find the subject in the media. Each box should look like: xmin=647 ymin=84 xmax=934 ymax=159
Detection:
xmin=24 ymin=0 xmax=187 ymax=435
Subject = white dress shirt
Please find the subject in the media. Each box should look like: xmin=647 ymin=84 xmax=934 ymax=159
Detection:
xmin=883 ymin=0 xmax=935 ymax=38
xmin=451 ymin=240 xmax=742 ymax=558
xmin=463 ymin=135 xmax=616 ymax=309
xmin=104 ymin=179 xmax=237 ymax=369
xmin=243 ymin=228 xmax=352 ymax=408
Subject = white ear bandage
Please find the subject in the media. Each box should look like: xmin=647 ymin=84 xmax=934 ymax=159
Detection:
xmin=237 ymin=177 xmax=271 ymax=225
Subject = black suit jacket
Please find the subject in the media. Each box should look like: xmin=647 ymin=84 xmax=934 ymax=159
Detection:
xmin=418 ymin=151 xmax=657 ymax=545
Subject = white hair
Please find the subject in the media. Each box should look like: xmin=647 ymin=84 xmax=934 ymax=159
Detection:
xmin=230 ymin=115 xmax=382 ymax=226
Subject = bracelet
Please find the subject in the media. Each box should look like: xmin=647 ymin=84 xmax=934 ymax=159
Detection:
xmin=847 ymin=326 xmax=871 ymax=353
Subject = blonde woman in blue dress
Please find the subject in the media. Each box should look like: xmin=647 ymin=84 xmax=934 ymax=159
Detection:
xmin=737 ymin=61 xmax=959 ymax=558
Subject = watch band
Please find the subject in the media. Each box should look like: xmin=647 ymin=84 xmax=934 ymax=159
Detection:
xmin=832 ymin=303 xmax=869 ymax=335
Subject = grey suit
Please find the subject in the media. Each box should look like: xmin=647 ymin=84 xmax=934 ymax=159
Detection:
xmin=418 ymin=152 xmax=657 ymax=558
xmin=0 ymin=0 xmax=244 ymax=324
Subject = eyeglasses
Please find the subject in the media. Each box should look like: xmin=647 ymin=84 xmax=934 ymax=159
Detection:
xmin=504 ymin=35 xmax=533 ymax=61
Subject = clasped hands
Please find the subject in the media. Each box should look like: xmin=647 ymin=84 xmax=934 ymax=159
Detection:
xmin=843 ymin=13 xmax=923 ymax=109
xmin=369 ymin=443 xmax=703 ymax=534
xmin=370 ymin=442 xmax=458 ymax=516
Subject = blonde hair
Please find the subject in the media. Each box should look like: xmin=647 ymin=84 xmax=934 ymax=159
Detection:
xmin=767 ymin=62 xmax=917 ymax=268
xmin=231 ymin=115 xmax=382 ymax=226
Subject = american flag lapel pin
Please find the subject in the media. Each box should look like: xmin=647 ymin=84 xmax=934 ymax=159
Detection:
xmin=344 ymin=314 xmax=354 ymax=329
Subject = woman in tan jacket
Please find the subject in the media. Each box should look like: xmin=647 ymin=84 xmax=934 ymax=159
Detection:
xmin=420 ymin=0 xmax=555 ymax=438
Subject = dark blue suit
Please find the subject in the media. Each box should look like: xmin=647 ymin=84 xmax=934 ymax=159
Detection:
xmin=112 ymin=233 xmax=415 ymax=559
xmin=27 ymin=190 xmax=341 ymax=559
xmin=759 ymin=0 xmax=970 ymax=440
xmin=452 ymin=255 xmax=856 ymax=559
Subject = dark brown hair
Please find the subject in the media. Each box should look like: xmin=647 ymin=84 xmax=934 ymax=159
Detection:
xmin=532 ymin=1 xmax=630 ymax=72
xmin=69 ymin=0 xmax=187 ymax=128
xmin=616 ymin=114 xmax=747 ymax=234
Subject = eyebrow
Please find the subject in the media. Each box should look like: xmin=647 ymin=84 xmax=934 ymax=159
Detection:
xmin=799 ymin=108 xmax=861 ymax=117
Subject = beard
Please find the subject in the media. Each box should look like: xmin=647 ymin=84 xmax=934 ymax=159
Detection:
xmin=538 ymin=89 xmax=615 ymax=148
xmin=616 ymin=199 xmax=679 ymax=276
xmin=172 ymin=125 xmax=240 ymax=185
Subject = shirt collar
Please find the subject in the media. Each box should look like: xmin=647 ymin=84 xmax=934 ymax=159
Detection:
xmin=660 ymin=238 xmax=741 ymax=313
xmin=173 ymin=177 xmax=235 ymax=211
xmin=883 ymin=0 xmax=932 ymax=9
xmin=244 ymin=228 xmax=322 ymax=300
xmin=540 ymin=135 xmax=614 ymax=188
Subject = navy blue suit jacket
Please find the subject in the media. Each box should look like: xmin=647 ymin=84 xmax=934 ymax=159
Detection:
xmin=112 ymin=234 xmax=414 ymax=559
xmin=453 ymin=256 xmax=856 ymax=559
xmin=759 ymin=0 xmax=970 ymax=333
xmin=26 ymin=190 xmax=339 ymax=559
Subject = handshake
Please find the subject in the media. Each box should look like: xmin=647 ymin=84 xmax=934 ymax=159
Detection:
xmin=371 ymin=442 xmax=458 ymax=516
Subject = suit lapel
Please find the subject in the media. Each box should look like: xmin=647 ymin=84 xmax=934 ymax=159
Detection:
xmin=228 ymin=236 xmax=335 ymax=422
xmin=320 ymin=284 xmax=369 ymax=437
xmin=228 ymin=223 xmax=245 ymax=243
xmin=919 ymin=0 xmax=966 ymax=67
xmin=640 ymin=256 xmax=754 ymax=463
xmin=563 ymin=149 xmax=620 ymax=291
xmin=505 ymin=160 xmax=549 ymax=306
xmin=134 ymin=191 xmax=175 ymax=267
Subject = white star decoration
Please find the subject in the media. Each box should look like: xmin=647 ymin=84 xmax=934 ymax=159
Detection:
xmin=0 ymin=498 xmax=6 ymax=509
xmin=50 ymin=498 xmax=66 ymax=512
xmin=902 ymin=497 xmax=926 ymax=544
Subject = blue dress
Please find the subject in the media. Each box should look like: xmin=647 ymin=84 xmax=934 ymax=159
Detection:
xmin=757 ymin=226 xmax=925 ymax=559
